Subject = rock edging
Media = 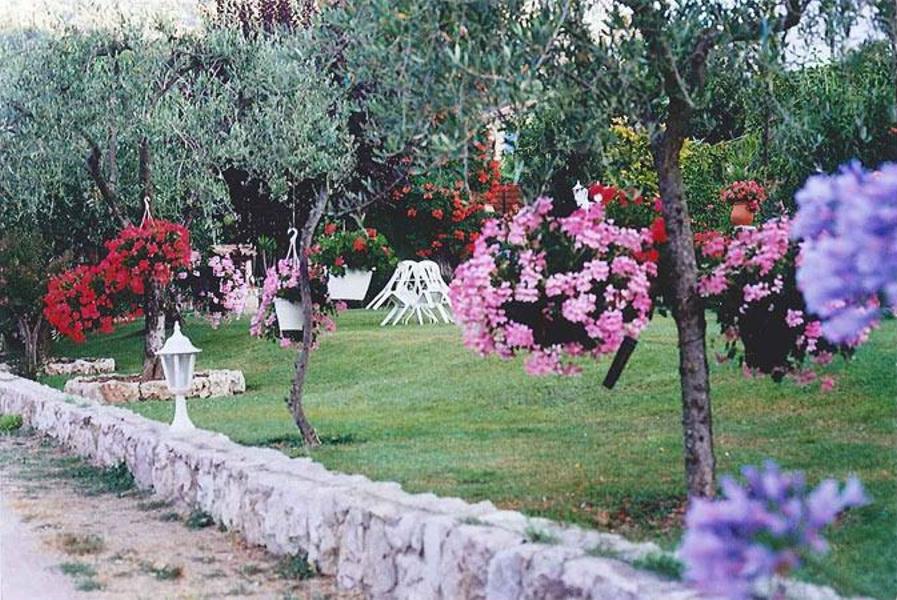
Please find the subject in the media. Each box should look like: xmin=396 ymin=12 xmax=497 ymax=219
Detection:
xmin=43 ymin=357 xmax=116 ymax=376
xmin=62 ymin=369 xmax=246 ymax=403
xmin=0 ymin=374 xmax=852 ymax=600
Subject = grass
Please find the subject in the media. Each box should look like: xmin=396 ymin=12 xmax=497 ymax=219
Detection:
xmin=50 ymin=459 xmax=135 ymax=497
xmin=275 ymin=553 xmax=316 ymax=581
xmin=59 ymin=562 xmax=97 ymax=577
xmin=140 ymin=561 xmax=183 ymax=581
xmin=44 ymin=310 xmax=897 ymax=598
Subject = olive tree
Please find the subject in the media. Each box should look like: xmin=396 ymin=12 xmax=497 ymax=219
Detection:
xmin=0 ymin=21 xmax=236 ymax=379
xmin=329 ymin=0 xmax=879 ymax=496
xmin=178 ymin=25 xmax=356 ymax=445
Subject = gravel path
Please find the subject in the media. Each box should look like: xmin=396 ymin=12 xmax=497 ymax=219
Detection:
xmin=0 ymin=431 xmax=356 ymax=599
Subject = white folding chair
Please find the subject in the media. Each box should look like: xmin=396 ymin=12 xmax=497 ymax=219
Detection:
xmin=367 ymin=260 xmax=417 ymax=310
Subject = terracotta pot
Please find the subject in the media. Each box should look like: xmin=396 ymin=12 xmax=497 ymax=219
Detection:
xmin=730 ymin=202 xmax=755 ymax=226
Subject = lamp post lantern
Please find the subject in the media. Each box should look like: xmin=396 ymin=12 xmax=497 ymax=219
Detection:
xmin=157 ymin=321 xmax=202 ymax=433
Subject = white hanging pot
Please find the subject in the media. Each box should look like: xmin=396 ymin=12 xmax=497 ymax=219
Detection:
xmin=274 ymin=297 xmax=303 ymax=332
xmin=328 ymin=269 xmax=374 ymax=301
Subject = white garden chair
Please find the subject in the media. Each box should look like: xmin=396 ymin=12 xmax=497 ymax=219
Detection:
xmin=416 ymin=260 xmax=454 ymax=323
xmin=366 ymin=260 xmax=417 ymax=310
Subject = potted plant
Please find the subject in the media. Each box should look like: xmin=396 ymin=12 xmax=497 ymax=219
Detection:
xmin=250 ymin=256 xmax=341 ymax=347
xmin=720 ymin=180 xmax=767 ymax=226
xmin=316 ymin=224 xmax=397 ymax=301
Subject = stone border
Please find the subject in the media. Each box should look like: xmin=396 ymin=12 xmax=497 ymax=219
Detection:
xmin=63 ymin=369 xmax=246 ymax=403
xmin=0 ymin=374 xmax=852 ymax=600
xmin=43 ymin=357 xmax=116 ymax=376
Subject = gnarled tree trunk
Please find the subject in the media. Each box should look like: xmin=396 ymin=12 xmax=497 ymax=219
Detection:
xmin=286 ymin=187 xmax=329 ymax=447
xmin=142 ymin=279 xmax=166 ymax=381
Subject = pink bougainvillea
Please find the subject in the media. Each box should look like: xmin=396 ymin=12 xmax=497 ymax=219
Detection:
xmin=450 ymin=196 xmax=657 ymax=376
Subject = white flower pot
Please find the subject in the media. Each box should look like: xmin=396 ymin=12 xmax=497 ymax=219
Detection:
xmin=328 ymin=268 xmax=374 ymax=301
xmin=274 ymin=297 xmax=303 ymax=332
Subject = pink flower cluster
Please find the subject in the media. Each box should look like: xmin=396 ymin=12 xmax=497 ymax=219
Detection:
xmin=697 ymin=219 xmax=791 ymax=299
xmin=695 ymin=218 xmax=860 ymax=388
xmin=200 ymin=251 xmax=250 ymax=327
xmin=720 ymin=180 xmax=767 ymax=213
xmin=450 ymin=197 xmax=657 ymax=376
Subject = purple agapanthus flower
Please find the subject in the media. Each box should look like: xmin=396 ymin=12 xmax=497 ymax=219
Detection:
xmin=679 ymin=461 xmax=868 ymax=600
xmin=791 ymin=161 xmax=897 ymax=343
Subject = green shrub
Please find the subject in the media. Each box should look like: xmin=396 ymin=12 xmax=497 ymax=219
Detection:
xmin=0 ymin=414 xmax=23 ymax=433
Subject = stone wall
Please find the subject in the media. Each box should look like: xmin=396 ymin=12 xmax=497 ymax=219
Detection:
xmin=0 ymin=374 xmax=849 ymax=600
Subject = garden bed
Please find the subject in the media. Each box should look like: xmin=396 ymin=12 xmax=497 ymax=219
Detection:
xmin=62 ymin=370 xmax=245 ymax=404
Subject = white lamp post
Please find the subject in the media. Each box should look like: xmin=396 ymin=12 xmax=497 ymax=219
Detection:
xmin=157 ymin=321 xmax=201 ymax=433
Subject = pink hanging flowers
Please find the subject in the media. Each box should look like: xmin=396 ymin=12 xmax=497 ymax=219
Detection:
xmin=450 ymin=196 xmax=657 ymax=376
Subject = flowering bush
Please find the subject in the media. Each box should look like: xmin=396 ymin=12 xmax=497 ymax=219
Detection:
xmin=314 ymin=224 xmax=397 ymax=277
xmin=680 ymin=461 xmax=868 ymax=600
xmin=182 ymin=246 xmax=252 ymax=327
xmin=450 ymin=196 xmax=657 ymax=375
xmin=43 ymin=265 xmax=122 ymax=343
xmin=44 ymin=220 xmax=190 ymax=342
xmin=791 ymin=161 xmax=897 ymax=343
xmin=390 ymin=137 xmax=497 ymax=263
xmin=720 ymin=180 xmax=767 ymax=213
xmin=249 ymin=257 xmax=344 ymax=348
xmin=696 ymin=219 xmax=856 ymax=385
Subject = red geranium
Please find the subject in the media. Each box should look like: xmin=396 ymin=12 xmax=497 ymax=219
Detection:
xmin=44 ymin=220 xmax=191 ymax=342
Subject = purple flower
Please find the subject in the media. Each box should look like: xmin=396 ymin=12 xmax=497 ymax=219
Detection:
xmin=680 ymin=461 xmax=869 ymax=599
xmin=792 ymin=161 xmax=897 ymax=343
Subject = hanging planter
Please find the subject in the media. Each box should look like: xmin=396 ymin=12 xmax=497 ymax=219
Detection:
xmin=327 ymin=268 xmax=374 ymax=301
xmin=250 ymin=227 xmax=343 ymax=348
xmin=273 ymin=297 xmax=303 ymax=332
xmin=450 ymin=195 xmax=658 ymax=377
xmin=316 ymin=222 xmax=396 ymax=301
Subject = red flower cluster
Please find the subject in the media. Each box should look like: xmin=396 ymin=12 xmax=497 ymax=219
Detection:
xmin=43 ymin=265 xmax=119 ymax=342
xmin=590 ymin=181 xmax=667 ymax=264
xmin=393 ymin=135 xmax=497 ymax=262
xmin=720 ymin=180 xmax=767 ymax=213
xmin=99 ymin=221 xmax=192 ymax=296
xmin=44 ymin=220 xmax=191 ymax=342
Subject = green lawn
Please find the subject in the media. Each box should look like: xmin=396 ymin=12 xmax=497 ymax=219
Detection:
xmin=44 ymin=310 xmax=896 ymax=598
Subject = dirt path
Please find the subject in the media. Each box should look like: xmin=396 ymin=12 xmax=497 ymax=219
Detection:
xmin=0 ymin=432 xmax=358 ymax=600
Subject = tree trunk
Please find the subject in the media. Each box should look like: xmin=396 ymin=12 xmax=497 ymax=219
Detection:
xmin=286 ymin=188 xmax=329 ymax=447
xmin=16 ymin=315 xmax=47 ymax=379
xmin=652 ymin=126 xmax=716 ymax=498
xmin=142 ymin=279 xmax=166 ymax=381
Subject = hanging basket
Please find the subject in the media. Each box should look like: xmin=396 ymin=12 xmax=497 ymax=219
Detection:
xmin=328 ymin=269 xmax=374 ymax=301
xmin=274 ymin=297 xmax=303 ymax=332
